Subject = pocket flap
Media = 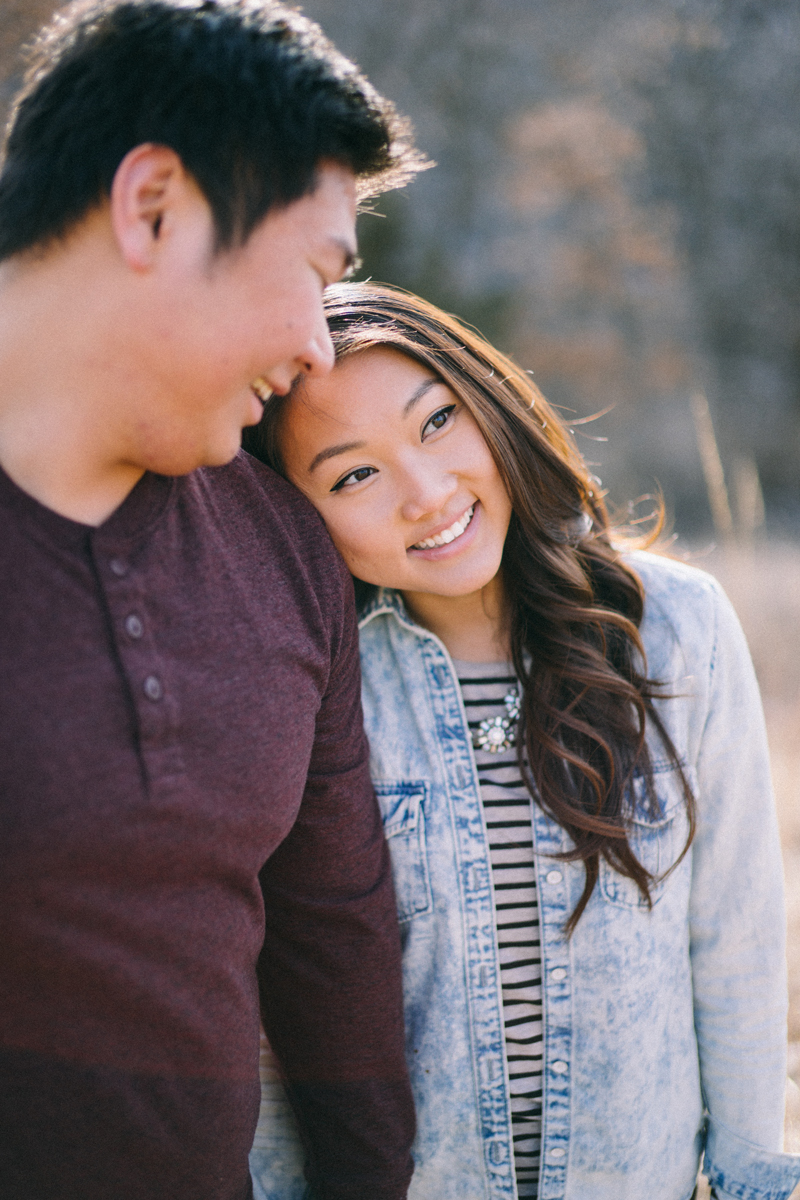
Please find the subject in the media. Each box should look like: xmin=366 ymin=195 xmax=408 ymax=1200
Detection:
xmin=375 ymin=782 xmax=427 ymax=838
xmin=372 ymin=781 xmax=432 ymax=923
xmin=626 ymin=762 xmax=696 ymax=828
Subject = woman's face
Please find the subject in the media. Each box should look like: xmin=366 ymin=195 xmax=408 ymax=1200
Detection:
xmin=279 ymin=346 xmax=513 ymax=598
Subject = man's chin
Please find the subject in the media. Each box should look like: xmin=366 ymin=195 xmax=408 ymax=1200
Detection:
xmin=138 ymin=436 xmax=243 ymax=478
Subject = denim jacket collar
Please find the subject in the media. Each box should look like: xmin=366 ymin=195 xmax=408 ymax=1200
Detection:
xmin=358 ymin=586 xmax=418 ymax=633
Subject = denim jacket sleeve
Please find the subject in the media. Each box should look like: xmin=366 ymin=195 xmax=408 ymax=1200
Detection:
xmin=667 ymin=568 xmax=800 ymax=1199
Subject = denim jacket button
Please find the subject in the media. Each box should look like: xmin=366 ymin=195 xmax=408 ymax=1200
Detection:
xmin=552 ymin=1060 xmax=568 ymax=1074
xmin=549 ymin=1147 xmax=566 ymax=1159
xmin=551 ymin=967 xmax=567 ymax=981
xmin=546 ymin=870 xmax=563 ymax=884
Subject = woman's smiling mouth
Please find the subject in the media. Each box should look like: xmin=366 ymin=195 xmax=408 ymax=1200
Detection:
xmin=411 ymin=505 xmax=475 ymax=550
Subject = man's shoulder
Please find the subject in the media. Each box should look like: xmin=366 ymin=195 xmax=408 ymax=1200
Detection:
xmin=193 ymin=448 xmax=314 ymax=516
xmin=181 ymin=450 xmax=350 ymax=613
xmin=187 ymin=450 xmax=332 ymax=550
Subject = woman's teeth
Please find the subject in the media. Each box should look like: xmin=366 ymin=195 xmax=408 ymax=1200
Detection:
xmin=413 ymin=505 xmax=475 ymax=550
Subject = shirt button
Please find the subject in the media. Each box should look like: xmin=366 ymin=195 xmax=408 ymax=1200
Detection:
xmin=143 ymin=675 xmax=162 ymax=701
xmin=109 ymin=557 xmax=128 ymax=577
xmin=551 ymin=967 xmax=567 ymax=982
xmin=552 ymin=1060 xmax=568 ymax=1074
xmin=546 ymin=870 xmax=563 ymax=884
xmin=549 ymin=1147 xmax=566 ymax=1159
xmin=125 ymin=614 xmax=144 ymax=639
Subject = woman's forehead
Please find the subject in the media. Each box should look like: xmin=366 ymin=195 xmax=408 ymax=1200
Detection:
xmin=297 ymin=345 xmax=444 ymax=419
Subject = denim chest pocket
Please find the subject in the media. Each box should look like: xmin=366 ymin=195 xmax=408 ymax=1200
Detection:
xmin=374 ymin=781 xmax=432 ymax=923
xmin=600 ymin=764 xmax=694 ymax=909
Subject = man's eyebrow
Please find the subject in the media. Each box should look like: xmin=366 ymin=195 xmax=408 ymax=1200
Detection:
xmin=308 ymin=440 xmax=365 ymax=474
xmin=332 ymin=239 xmax=361 ymax=280
xmin=403 ymin=377 xmax=441 ymax=416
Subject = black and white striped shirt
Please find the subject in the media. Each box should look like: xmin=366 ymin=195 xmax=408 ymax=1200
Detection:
xmin=455 ymin=660 xmax=542 ymax=1199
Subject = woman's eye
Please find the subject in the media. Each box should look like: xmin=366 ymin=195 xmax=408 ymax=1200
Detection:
xmin=330 ymin=466 xmax=376 ymax=492
xmin=423 ymin=405 xmax=456 ymax=438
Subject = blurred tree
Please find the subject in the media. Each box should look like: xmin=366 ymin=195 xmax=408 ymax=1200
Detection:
xmin=0 ymin=0 xmax=59 ymax=113
xmin=2 ymin=0 xmax=798 ymax=532
xmin=301 ymin=0 xmax=800 ymax=532
xmin=636 ymin=0 xmax=800 ymax=512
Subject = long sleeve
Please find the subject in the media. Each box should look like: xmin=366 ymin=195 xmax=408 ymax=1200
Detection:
xmin=687 ymin=578 xmax=800 ymax=1198
xmin=256 ymin=562 xmax=415 ymax=1200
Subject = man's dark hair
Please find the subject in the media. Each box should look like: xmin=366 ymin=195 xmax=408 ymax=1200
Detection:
xmin=0 ymin=0 xmax=426 ymax=261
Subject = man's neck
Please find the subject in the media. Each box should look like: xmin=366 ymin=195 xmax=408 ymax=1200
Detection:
xmin=0 ymin=233 xmax=147 ymax=526
xmin=0 ymin=435 xmax=145 ymax=526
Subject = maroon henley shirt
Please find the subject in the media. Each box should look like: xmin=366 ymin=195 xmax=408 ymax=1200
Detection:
xmin=0 ymin=452 xmax=414 ymax=1200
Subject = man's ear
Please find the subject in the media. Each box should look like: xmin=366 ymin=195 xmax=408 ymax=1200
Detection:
xmin=110 ymin=143 xmax=190 ymax=271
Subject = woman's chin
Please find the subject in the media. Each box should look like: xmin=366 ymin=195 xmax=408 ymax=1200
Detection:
xmin=401 ymin=559 xmax=504 ymax=602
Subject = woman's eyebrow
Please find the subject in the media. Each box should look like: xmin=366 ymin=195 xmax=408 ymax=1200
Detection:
xmin=307 ymin=377 xmax=443 ymax=473
xmin=308 ymin=440 xmax=365 ymax=473
xmin=403 ymin=377 xmax=440 ymax=416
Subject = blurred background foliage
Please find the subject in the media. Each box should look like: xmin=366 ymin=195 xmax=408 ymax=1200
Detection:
xmin=300 ymin=0 xmax=800 ymax=539
xmin=2 ymin=0 xmax=799 ymax=535
xmin=1 ymin=0 xmax=799 ymax=1097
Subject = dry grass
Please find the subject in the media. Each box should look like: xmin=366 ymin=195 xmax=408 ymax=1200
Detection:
xmin=684 ymin=539 xmax=800 ymax=1174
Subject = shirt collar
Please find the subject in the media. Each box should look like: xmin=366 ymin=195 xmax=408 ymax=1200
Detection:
xmin=358 ymin=586 xmax=426 ymax=636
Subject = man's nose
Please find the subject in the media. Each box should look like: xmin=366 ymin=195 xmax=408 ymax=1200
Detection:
xmin=266 ymin=316 xmax=336 ymax=395
xmin=296 ymin=313 xmax=335 ymax=377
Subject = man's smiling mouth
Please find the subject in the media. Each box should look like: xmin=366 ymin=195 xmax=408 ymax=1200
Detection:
xmin=251 ymin=377 xmax=273 ymax=405
xmin=412 ymin=505 xmax=475 ymax=550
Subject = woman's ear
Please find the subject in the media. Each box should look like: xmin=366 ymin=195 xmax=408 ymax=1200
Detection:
xmin=109 ymin=143 xmax=190 ymax=271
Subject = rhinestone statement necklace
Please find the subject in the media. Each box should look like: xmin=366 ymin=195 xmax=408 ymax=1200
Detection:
xmin=472 ymin=685 xmax=521 ymax=754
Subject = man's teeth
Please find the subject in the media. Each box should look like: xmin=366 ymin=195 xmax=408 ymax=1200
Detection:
xmin=413 ymin=506 xmax=475 ymax=550
xmin=251 ymin=377 xmax=273 ymax=404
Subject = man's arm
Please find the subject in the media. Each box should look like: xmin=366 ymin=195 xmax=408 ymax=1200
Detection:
xmin=256 ymin=569 xmax=414 ymax=1200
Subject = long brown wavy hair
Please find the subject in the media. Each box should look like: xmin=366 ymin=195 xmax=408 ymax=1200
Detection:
xmin=243 ymin=281 xmax=694 ymax=931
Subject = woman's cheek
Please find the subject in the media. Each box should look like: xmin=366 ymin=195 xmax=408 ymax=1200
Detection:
xmin=345 ymin=541 xmax=388 ymax=584
xmin=322 ymin=517 xmax=373 ymax=579
xmin=322 ymin=499 xmax=400 ymax=584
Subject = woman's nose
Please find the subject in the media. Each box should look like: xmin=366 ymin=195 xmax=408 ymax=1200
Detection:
xmin=399 ymin=461 xmax=458 ymax=523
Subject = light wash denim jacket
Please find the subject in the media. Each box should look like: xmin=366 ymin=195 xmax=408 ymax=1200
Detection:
xmin=251 ymin=551 xmax=800 ymax=1200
